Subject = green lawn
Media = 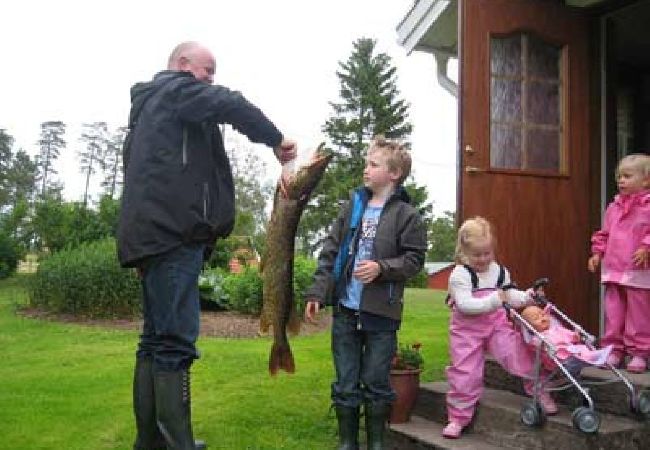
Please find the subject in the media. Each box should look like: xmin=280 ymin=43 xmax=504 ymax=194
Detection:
xmin=0 ymin=275 xmax=449 ymax=450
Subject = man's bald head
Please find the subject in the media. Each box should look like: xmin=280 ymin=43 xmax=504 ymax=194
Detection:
xmin=168 ymin=41 xmax=215 ymax=84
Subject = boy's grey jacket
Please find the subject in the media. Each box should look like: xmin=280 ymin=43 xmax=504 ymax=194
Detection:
xmin=305 ymin=187 xmax=427 ymax=321
xmin=117 ymin=71 xmax=283 ymax=268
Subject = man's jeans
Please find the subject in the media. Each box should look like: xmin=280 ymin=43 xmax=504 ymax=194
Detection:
xmin=136 ymin=243 xmax=205 ymax=372
xmin=331 ymin=308 xmax=397 ymax=408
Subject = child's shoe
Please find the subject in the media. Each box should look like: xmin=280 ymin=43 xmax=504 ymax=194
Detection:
xmin=626 ymin=356 xmax=647 ymax=373
xmin=606 ymin=352 xmax=622 ymax=368
xmin=442 ymin=421 xmax=463 ymax=439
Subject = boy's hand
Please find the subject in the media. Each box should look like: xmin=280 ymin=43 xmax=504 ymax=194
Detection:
xmin=632 ymin=247 xmax=650 ymax=268
xmin=274 ymin=139 xmax=297 ymax=164
xmin=497 ymin=289 xmax=508 ymax=304
xmin=352 ymin=260 xmax=380 ymax=284
xmin=304 ymin=300 xmax=321 ymax=323
xmin=587 ymin=254 xmax=601 ymax=272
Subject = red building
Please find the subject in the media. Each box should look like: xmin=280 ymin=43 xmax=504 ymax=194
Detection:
xmin=425 ymin=262 xmax=455 ymax=290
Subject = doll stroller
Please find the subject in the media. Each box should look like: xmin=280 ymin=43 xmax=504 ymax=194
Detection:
xmin=503 ymin=278 xmax=650 ymax=434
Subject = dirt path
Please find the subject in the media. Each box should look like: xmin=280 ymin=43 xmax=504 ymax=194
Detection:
xmin=18 ymin=307 xmax=331 ymax=338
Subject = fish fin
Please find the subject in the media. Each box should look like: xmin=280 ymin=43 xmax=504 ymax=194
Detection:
xmin=269 ymin=342 xmax=295 ymax=375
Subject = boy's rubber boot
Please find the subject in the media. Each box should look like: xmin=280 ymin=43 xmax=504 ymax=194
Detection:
xmin=154 ymin=369 xmax=206 ymax=450
xmin=335 ymin=405 xmax=360 ymax=450
xmin=365 ymin=401 xmax=390 ymax=450
xmin=133 ymin=357 xmax=166 ymax=450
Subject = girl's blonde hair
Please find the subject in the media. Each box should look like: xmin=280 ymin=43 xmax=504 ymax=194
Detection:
xmin=455 ymin=216 xmax=496 ymax=264
xmin=368 ymin=135 xmax=412 ymax=185
xmin=616 ymin=153 xmax=650 ymax=178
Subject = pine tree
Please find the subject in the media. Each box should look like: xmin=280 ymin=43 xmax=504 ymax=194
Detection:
xmin=36 ymin=121 xmax=66 ymax=196
xmin=298 ymin=37 xmax=431 ymax=253
xmin=101 ymin=126 xmax=126 ymax=200
xmin=78 ymin=122 xmax=108 ymax=207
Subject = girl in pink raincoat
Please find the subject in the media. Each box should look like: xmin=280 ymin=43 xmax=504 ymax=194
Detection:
xmin=442 ymin=217 xmax=557 ymax=439
xmin=588 ymin=153 xmax=650 ymax=373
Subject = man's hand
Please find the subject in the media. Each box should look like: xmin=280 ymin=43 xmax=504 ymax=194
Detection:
xmin=587 ymin=254 xmax=601 ymax=273
xmin=352 ymin=260 xmax=380 ymax=284
xmin=304 ymin=300 xmax=321 ymax=323
xmin=274 ymin=139 xmax=297 ymax=164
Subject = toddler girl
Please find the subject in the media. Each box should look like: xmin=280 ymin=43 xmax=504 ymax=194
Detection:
xmin=588 ymin=153 xmax=650 ymax=373
xmin=442 ymin=217 xmax=557 ymax=439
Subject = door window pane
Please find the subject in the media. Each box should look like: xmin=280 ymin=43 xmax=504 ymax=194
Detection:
xmin=490 ymin=33 xmax=564 ymax=173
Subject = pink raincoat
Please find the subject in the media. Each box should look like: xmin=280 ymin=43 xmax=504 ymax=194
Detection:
xmin=591 ymin=190 xmax=650 ymax=358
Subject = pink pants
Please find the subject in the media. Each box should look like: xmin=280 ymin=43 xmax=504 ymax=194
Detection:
xmin=446 ymin=308 xmax=535 ymax=426
xmin=601 ymin=283 xmax=650 ymax=358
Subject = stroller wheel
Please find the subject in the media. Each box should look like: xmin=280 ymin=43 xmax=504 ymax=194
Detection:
xmin=632 ymin=390 xmax=650 ymax=418
xmin=520 ymin=401 xmax=546 ymax=427
xmin=572 ymin=407 xmax=600 ymax=433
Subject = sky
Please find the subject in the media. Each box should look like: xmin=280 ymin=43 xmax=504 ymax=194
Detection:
xmin=0 ymin=0 xmax=458 ymax=215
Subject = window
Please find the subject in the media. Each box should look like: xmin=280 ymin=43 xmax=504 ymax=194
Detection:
xmin=490 ymin=33 xmax=564 ymax=173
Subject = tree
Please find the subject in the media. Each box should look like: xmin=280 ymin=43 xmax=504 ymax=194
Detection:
xmin=79 ymin=121 xmax=108 ymax=207
xmin=36 ymin=121 xmax=66 ymax=196
xmin=0 ymin=129 xmax=14 ymax=207
xmin=101 ymin=126 xmax=126 ymax=199
xmin=6 ymin=149 xmax=37 ymax=208
xmin=298 ymin=37 xmax=431 ymax=253
xmin=427 ymin=210 xmax=457 ymax=262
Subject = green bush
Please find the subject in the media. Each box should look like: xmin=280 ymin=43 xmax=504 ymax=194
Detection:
xmin=0 ymin=232 xmax=19 ymax=279
xmin=28 ymin=238 xmax=141 ymax=318
xmin=222 ymin=266 xmax=263 ymax=315
xmin=216 ymin=255 xmax=317 ymax=316
xmin=198 ymin=266 xmax=230 ymax=309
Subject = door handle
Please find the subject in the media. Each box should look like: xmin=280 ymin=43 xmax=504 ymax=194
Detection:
xmin=464 ymin=145 xmax=475 ymax=154
xmin=465 ymin=166 xmax=484 ymax=174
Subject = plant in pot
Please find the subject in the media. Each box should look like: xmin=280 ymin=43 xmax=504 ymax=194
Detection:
xmin=389 ymin=342 xmax=424 ymax=424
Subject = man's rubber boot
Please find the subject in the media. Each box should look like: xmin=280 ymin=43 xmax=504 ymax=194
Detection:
xmin=133 ymin=357 xmax=166 ymax=450
xmin=154 ymin=369 xmax=206 ymax=450
xmin=365 ymin=401 xmax=390 ymax=450
xmin=335 ymin=405 xmax=360 ymax=450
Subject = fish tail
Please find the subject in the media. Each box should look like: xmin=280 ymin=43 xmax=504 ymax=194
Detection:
xmin=269 ymin=342 xmax=295 ymax=375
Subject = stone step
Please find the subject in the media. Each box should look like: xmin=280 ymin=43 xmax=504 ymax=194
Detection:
xmin=388 ymin=415 xmax=506 ymax=450
xmin=411 ymin=381 xmax=648 ymax=450
xmin=484 ymin=356 xmax=650 ymax=418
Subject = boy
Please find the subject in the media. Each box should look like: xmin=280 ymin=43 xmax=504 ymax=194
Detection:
xmin=304 ymin=136 xmax=427 ymax=450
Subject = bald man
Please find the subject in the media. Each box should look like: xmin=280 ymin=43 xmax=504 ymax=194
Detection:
xmin=117 ymin=42 xmax=297 ymax=450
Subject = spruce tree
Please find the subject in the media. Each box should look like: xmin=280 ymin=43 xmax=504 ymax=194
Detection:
xmin=298 ymin=37 xmax=431 ymax=253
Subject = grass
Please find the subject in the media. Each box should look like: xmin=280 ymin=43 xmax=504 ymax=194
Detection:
xmin=0 ymin=275 xmax=449 ymax=449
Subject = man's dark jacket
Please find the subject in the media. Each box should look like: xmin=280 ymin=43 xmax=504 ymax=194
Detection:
xmin=304 ymin=187 xmax=427 ymax=321
xmin=117 ymin=71 xmax=282 ymax=268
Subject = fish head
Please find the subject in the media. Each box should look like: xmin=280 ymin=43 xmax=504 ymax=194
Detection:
xmin=281 ymin=143 xmax=332 ymax=200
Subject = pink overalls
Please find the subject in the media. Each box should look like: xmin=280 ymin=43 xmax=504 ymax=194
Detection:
xmin=446 ymin=263 xmax=536 ymax=426
xmin=591 ymin=190 xmax=650 ymax=359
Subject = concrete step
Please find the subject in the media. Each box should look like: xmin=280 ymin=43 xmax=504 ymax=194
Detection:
xmin=484 ymin=356 xmax=650 ymax=418
xmin=411 ymin=381 xmax=648 ymax=450
xmin=388 ymin=415 xmax=507 ymax=450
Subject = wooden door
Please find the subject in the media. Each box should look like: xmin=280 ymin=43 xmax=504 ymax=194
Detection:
xmin=459 ymin=0 xmax=597 ymax=331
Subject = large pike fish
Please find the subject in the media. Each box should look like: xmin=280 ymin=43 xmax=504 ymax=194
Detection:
xmin=260 ymin=144 xmax=332 ymax=375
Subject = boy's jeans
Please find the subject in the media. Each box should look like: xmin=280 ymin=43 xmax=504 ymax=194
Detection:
xmin=136 ymin=243 xmax=205 ymax=372
xmin=331 ymin=308 xmax=397 ymax=408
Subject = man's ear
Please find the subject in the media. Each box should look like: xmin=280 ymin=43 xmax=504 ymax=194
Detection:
xmin=177 ymin=56 xmax=191 ymax=71
xmin=390 ymin=168 xmax=402 ymax=183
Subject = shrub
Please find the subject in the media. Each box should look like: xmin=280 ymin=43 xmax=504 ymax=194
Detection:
xmin=28 ymin=238 xmax=141 ymax=318
xmin=217 ymin=255 xmax=317 ymax=316
xmin=198 ymin=266 xmax=230 ymax=309
xmin=222 ymin=266 xmax=263 ymax=315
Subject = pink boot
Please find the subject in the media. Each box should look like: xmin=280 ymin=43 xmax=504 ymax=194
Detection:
xmin=626 ymin=356 xmax=647 ymax=373
xmin=442 ymin=421 xmax=463 ymax=439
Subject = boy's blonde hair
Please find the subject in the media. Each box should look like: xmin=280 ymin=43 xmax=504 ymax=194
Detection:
xmin=616 ymin=153 xmax=650 ymax=178
xmin=368 ymin=135 xmax=411 ymax=185
xmin=455 ymin=216 xmax=496 ymax=264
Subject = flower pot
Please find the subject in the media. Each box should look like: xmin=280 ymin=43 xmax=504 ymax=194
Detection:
xmin=389 ymin=368 xmax=421 ymax=424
